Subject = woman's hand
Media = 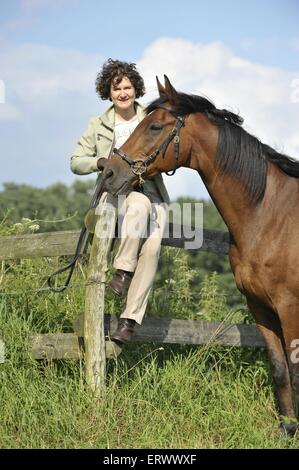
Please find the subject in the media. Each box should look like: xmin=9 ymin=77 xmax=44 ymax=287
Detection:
xmin=97 ymin=157 xmax=107 ymax=171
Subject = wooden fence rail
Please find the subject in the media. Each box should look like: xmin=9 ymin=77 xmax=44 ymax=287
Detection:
xmin=0 ymin=219 xmax=263 ymax=395
xmin=0 ymin=225 xmax=230 ymax=260
xmin=31 ymin=314 xmax=264 ymax=361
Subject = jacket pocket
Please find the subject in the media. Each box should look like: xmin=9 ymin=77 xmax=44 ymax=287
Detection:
xmin=96 ymin=135 xmax=113 ymax=159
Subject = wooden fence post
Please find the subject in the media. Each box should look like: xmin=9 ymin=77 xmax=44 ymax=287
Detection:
xmin=84 ymin=201 xmax=116 ymax=395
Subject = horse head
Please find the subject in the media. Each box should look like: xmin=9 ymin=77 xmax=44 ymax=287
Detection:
xmin=102 ymin=76 xmax=190 ymax=197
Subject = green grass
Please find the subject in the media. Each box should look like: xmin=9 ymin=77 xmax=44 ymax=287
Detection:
xmin=0 ymin=302 xmax=298 ymax=449
xmin=0 ymin=221 xmax=298 ymax=449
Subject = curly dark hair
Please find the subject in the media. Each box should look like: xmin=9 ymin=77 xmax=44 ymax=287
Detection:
xmin=95 ymin=58 xmax=145 ymax=101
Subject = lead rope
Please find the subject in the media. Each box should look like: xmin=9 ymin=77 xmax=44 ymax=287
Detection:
xmin=47 ymin=176 xmax=106 ymax=292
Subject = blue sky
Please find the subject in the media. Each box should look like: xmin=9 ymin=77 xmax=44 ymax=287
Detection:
xmin=2 ymin=0 xmax=298 ymax=68
xmin=0 ymin=0 xmax=298 ymax=199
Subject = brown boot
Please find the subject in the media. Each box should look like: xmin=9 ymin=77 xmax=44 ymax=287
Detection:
xmin=110 ymin=318 xmax=136 ymax=345
xmin=109 ymin=269 xmax=134 ymax=296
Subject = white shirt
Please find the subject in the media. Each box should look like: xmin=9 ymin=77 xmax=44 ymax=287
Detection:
xmin=113 ymin=113 xmax=163 ymax=203
xmin=114 ymin=115 xmax=139 ymax=149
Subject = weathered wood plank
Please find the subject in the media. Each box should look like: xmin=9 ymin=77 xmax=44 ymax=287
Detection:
xmin=84 ymin=202 xmax=117 ymax=395
xmin=0 ymin=230 xmax=80 ymax=260
xmin=0 ymin=226 xmax=229 ymax=260
xmin=134 ymin=317 xmax=264 ymax=347
xmin=30 ymin=333 xmax=121 ymax=360
xmin=30 ymin=316 xmax=264 ymax=361
xmin=73 ymin=314 xmax=265 ymax=348
xmin=31 ymin=333 xmax=82 ymax=359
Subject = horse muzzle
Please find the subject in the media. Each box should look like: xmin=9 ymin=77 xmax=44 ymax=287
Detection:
xmin=102 ymin=164 xmax=135 ymax=197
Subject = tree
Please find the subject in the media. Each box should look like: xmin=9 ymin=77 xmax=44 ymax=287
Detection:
xmin=0 ymin=180 xmax=96 ymax=232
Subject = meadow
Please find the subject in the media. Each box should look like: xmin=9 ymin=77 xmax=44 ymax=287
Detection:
xmin=0 ymin=219 xmax=298 ymax=449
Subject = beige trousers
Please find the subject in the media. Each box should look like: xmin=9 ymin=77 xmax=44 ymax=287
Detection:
xmin=102 ymin=191 xmax=167 ymax=325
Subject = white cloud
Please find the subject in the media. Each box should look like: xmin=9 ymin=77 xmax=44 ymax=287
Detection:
xmin=0 ymin=103 xmax=21 ymax=121
xmin=0 ymin=43 xmax=102 ymax=105
xmin=286 ymin=134 xmax=299 ymax=158
xmin=1 ymin=37 xmax=299 ymax=201
xmin=0 ymin=42 xmax=104 ymax=189
xmin=138 ymin=38 xmax=299 ymax=164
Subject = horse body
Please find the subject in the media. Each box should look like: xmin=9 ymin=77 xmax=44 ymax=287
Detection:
xmin=177 ymin=112 xmax=299 ymax=316
xmin=229 ymin=168 xmax=299 ymax=305
xmin=103 ymin=76 xmax=299 ymax=434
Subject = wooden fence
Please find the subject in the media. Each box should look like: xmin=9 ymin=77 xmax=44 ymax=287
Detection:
xmin=0 ymin=211 xmax=264 ymax=394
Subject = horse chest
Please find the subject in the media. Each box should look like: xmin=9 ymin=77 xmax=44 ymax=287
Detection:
xmin=229 ymin=247 xmax=271 ymax=300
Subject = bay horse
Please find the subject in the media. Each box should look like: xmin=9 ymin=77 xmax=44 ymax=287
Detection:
xmin=103 ymin=76 xmax=299 ymax=435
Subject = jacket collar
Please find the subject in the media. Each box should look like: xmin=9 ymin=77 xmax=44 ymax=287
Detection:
xmin=99 ymin=101 xmax=145 ymax=131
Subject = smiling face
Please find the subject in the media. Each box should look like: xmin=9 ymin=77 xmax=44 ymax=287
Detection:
xmin=110 ymin=76 xmax=136 ymax=115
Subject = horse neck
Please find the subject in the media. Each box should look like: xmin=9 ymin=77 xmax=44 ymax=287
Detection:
xmin=185 ymin=115 xmax=299 ymax=247
xmin=187 ymin=116 xmax=256 ymax=242
xmin=204 ymin=173 xmax=254 ymax=240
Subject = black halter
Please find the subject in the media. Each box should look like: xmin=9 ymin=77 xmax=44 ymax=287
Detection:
xmin=113 ymin=108 xmax=185 ymax=184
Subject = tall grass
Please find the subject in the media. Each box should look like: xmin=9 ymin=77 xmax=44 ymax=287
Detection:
xmin=1 ymin=313 xmax=297 ymax=449
xmin=0 ymin=220 xmax=298 ymax=448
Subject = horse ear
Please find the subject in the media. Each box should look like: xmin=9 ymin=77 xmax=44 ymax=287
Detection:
xmin=156 ymin=76 xmax=166 ymax=97
xmin=164 ymin=75 xmax=177 ymax=102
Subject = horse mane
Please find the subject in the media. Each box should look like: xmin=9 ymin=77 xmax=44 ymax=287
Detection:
xmin=146 ymin=93 xmax=299 ymax=204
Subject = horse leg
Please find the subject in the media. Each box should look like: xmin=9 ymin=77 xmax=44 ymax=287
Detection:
xmin=246 ymin=298 xmax=297 ymax=435
xmin=278 ymin=309 xmax=299 ymax=430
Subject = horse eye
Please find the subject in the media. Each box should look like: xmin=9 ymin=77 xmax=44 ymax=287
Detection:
xmin=149 ymin=123 xmax=163 ymax=132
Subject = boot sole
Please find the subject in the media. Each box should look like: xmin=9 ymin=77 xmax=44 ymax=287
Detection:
xmin=110 ymin=334 xmax=129 ymax=345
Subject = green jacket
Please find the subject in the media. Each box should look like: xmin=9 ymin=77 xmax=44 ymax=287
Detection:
xmin=71 ymin=102 xmax=170 ymax=204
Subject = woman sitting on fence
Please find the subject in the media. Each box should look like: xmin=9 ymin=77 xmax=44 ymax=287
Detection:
xmin=70 ymin=59 xmax=169 ymax=344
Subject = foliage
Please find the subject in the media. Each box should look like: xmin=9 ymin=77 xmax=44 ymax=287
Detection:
xmin=148 ymin=249 xmax=196 ymax=319
xmin=0 ymin=215 xmax=40 ymax=236
xmin=198 ymin=271 xmax=229 ymax=321
xmin=0 ymin=180 xmax=96 ymax=232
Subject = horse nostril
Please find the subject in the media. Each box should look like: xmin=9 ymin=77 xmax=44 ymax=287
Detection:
xmin=105 ymin=168 xmax=114 ymax=179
